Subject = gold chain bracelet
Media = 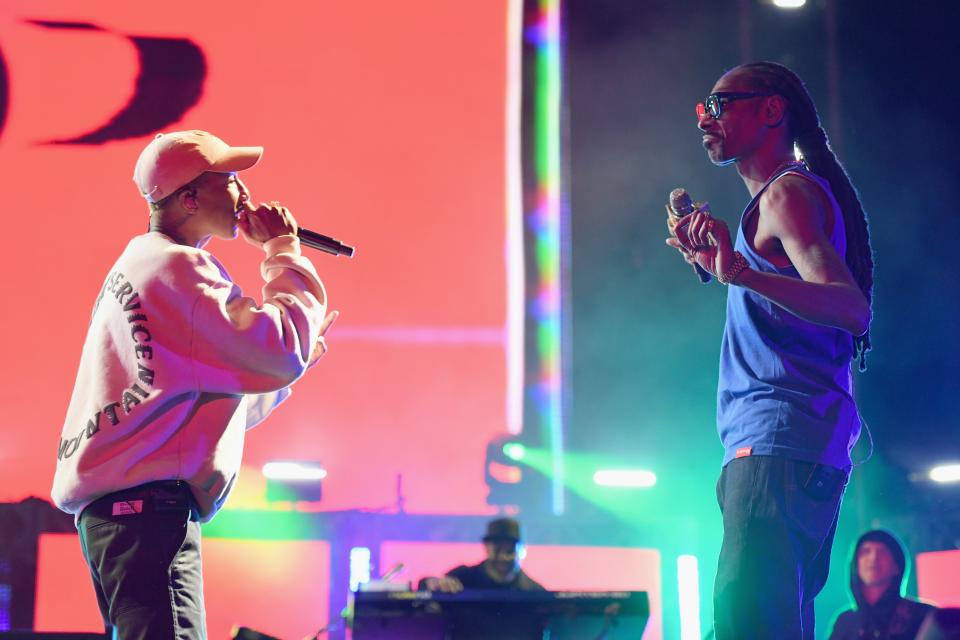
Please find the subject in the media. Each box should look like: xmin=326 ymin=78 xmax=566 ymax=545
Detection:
xmin=718 ymin=251 xmax=750 ymax=285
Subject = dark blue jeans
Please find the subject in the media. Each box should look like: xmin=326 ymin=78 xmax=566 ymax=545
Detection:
xmin=78 ymin=481 xmax=207 ymax=640
xmin=714 ymin=456 xmax=848 ymax=640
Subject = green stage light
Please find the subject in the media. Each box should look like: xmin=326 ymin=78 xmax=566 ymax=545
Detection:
xmin=503 ymin=442 xmax=527 ymax=461
xmin=486 ymin=434 xmax=538 ymax=507
xmin=929 ymin=464 xmax=960 ymax=483
xmin=593 ymin=469 xmax=657 ymax=488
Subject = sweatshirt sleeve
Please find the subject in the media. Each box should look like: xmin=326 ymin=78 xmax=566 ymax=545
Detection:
xmin=184 ymin=235 xmax=326 ymax=394
xmin=245 ymin=388 xmax=293 ymax=430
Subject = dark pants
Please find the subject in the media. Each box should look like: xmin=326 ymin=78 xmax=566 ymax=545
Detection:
xmin=78 ymin=481 xmax=207 ymax=640
xmin=714 ymin=456 xmax=848 ymax=640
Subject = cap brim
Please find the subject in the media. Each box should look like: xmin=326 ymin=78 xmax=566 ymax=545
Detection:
xmin=210 ymin=146 xmax=264 ymax=173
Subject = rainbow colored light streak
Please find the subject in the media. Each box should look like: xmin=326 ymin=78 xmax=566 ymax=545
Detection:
xmin=530 ymin=0 xmax=566 ymax=515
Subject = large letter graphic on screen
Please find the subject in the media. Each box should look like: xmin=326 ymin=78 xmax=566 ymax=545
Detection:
xmin=28 ymin=20 xmax=205 ymax=144
xmin=0 ymin=46 xmax=7 ymax=139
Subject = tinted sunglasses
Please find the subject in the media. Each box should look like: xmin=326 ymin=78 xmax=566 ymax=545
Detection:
xmin=696 ymin=91 xmax=773 ymax=119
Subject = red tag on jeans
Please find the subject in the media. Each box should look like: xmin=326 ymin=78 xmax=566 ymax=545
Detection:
xmin=735 ymin=447 xmax=753 ymax=458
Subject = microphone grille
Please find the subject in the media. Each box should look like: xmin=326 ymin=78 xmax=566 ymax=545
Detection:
xmin=669 ymin=188 xmax=694 ymax=217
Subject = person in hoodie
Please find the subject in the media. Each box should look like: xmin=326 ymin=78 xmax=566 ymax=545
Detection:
xmin=829 ymin=529 xmax=935 ymax=640
xmin=51 ymin=130 xmax=338 ymax=639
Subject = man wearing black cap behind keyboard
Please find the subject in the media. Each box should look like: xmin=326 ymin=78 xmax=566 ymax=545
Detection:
xmin=420 ymin=517 xmax=545 ymax=592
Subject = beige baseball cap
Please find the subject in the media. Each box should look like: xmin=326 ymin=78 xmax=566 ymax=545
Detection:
xmin=133 ymin=130 xmax=263 ymax=203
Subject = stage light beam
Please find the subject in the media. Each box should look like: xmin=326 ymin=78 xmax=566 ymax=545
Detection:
xmin=773 ymin=0 xmax=806 ymax=8
xmin=929 ymin=464 xmax=960 ymax=483
xmin=503 ymin=442 xmax=527 ymax=461
xmin=592 ymin=469 xmax=657 ymax=488
xmin=262 ymin=461 xmax=327 ymax=481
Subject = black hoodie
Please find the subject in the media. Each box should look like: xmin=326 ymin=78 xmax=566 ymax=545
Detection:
xmin=829 ymin=530 xmax=935 ymax=640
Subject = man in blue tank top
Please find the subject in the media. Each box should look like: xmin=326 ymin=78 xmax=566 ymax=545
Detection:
xmin=666 ymin=62 xmax=875 ymax=639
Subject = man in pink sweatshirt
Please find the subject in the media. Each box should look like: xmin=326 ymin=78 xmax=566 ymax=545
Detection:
xmin=52 ymin=130 xmax=337 ymax=639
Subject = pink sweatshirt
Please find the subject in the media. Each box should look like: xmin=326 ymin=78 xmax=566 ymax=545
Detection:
xmin=52 ymin=231 xmax=326 ymax=522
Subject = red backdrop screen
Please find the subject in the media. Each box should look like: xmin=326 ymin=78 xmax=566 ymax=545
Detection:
xmin=917 ymin=549 xmax=960 ymax=608
xmin=0 ymin=0 xmax=510 ymax=515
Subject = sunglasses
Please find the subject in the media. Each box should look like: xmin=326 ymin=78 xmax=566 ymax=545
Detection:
xmin=696 ymin=91 xmax=773 ymax=119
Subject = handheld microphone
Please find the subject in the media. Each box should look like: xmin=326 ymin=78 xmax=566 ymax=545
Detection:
xmin=297 ymin=228 xmax=355 ymax=258
xmin=237 ymin=197 xmax=355 ymax=258
xmin=668 ymin=187 xmax=711 ymax=283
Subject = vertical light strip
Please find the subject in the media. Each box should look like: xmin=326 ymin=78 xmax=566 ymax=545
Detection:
xmin=531 ymin=0 xmax=565 ymax=514
xmin=677 ymin=555 xmax=702 ymax=640
xmin=505 ymin=0 xmax=525 ymax=435
xmin=349 ymin=547 xmax=371 ymax=592
xmin=0 ymin=583 xmax=10 ymax=631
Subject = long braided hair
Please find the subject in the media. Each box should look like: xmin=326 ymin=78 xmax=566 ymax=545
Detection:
xmin=737 ymin=61 xmax=874 ymax=371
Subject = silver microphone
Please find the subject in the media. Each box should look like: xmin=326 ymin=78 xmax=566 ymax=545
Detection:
xmin=668 ymin=187 xmax=711 ymax=283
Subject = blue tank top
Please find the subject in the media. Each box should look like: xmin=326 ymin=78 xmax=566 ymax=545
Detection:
xmin=717 ymin=163 xmax=861 ymax=470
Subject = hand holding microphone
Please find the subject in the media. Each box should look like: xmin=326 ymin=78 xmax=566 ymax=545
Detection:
xmin=237 ymin=195 xmax=355 ymax=257
xmin=666 ymin=188 xmax=713 ymax=283
xmin=665 ymin=187 xmax=739 ymax=283
xmin=237 ymin=198 xmax=297 ymax=246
